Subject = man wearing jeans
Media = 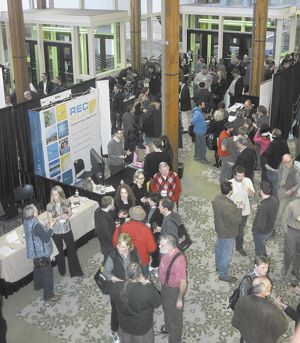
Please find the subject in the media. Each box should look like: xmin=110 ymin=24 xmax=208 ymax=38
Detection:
xmin=191 ymin=101 xmax=208 ymax=164
xmin=252 ymin=181 xmax=278 ymax=257
xmin=212 ymin=181 xmax=242 ymax=282
xmin=229 ymin=165 xmax=255 ymax=256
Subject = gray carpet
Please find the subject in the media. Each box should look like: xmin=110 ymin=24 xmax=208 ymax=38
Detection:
xmin=17 ymin=193 xmax=298 ymax=343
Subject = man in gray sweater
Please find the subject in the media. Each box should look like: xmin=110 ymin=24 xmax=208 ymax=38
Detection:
xmin=212 ymin=181 xmax=242 ymax=282
xmin=107 ymin=128 xmax=131 ymax=176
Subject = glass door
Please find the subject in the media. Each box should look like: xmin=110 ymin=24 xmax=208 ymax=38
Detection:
xmin=44 ymin=42 xmax=73 ymax=86
xmin=187 ymin=29 xmax=218 ymax=66
xmin=26 ymin=40 xmax=39 ymax=88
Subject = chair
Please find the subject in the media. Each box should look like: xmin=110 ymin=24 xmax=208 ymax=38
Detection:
xmin=13 ymin=184 xmax=35 ymax=213
xmin=74 ymin=159 xmax=92 ymax=183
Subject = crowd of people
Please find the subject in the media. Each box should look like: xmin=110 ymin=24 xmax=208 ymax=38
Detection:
xmin=1 ymin=48 xmax=300 ymax=343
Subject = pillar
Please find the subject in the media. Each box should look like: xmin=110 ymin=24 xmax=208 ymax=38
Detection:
xmin=71 ymin=26 xmax=79 ymax=83
xmin=250 ymin=0 xmax=268 ymax=96
xmin=36 ymin=0 xmax=47 ymax=9
xmin=163 ymin=0 xmax=179 ymax=171
xmin=274 ymin=18 xmax=283 ymax=66
xmin=87 ymin=28 xmax=96 ymax=77
xmin=218 ymin=16 xmax=224 ymax=61
xmin=37 ymin=24 xmax=46 ymax=76
xmin=120 ymin=22 xmax=126 ymax=68
xmin=289 ymin=15 xmax=297 ymax=54
xmin=130 ymin=0 xmax=141 ymax=72
xmin=147 ymin=0 xmax=153 ymax=58
xmin=182 ymin=14 xmax=187 ymax=53
xmin=7 ymin=0 xmax=29 ymax=103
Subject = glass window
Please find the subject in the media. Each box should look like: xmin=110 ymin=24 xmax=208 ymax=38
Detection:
xmin=53 ymin=0 xmax=80 ymax=8
xmin=153 ymin=0 xmax=161 ymax=13
xmin=25 ymin=24 xmax=37 ymax=39
xmin=0 ymin=2 xmax=7 ymax=11
xmin=141 ymin=0 xmax=147 ymax=15
xmin=43 ymin=25 xmax=72 ymax=42
xmin=84 ymin=0 xmax=114 ymax=10
xmin=22 ymin=0 xmax=30 ymax=9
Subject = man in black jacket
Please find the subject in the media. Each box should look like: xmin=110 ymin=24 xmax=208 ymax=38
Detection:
xmin=179 ymin=77 xmax=192 ymax=133
xmin=262 ymin=128 xmax=289 ymax=197
xmin=234 ymin=136 xmax=256 ymax=181
xmin=252 ymin=181 xmax=278 ymax=256
xmin=94 ymin=196 xmax=115 ymax=264
xmin=233 ymin=276 xmax=288 ymax=343
xmin=111 ymin=84 xmax=123 ymax=131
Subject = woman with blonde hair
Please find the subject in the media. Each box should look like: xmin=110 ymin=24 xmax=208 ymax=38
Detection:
xmin=47 ymin=186 xmax=83 ymax=277
xmin=131 ymin=170 xmax=149 ymax=208
xmin=104 ymin=233 xmax=140 ymax=342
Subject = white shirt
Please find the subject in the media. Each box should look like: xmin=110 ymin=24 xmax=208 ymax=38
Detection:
xmin=229 ymin=177 xmax=254 ymax=216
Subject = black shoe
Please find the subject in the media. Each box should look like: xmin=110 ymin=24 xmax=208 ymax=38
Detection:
xmin=237 ymin=249 xmax=247 ymax=257
xmin=291 ymin=270 xmax=300 ymax=280
xmin=160 ymin=325 xmax=169 ymax=334
xmin=219 ymin=276 xmax=237 ymax=283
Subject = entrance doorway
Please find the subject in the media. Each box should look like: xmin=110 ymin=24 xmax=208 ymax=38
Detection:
xmin=223 ymin=32 xmax=252 ymax=64
xmin=94 ymin=34 xmax=115 ymax=73
xmin=187 ymin=29 xmax=218 ymax=66
xmin=44 ymin=42 xmax=73 ymax=86
xmin=26 ymin=40 xmax=39 ymax=88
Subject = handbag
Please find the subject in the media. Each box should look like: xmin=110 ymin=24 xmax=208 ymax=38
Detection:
xmin=33 ymin=257 xmax=50 ymax=268
xmin=188 ymin=124 xmax=196 ymax=142
xmin=206 ymin=133 xmax=217 ymax=150
xmin=94 ymin=266 xmax=110 ymax=294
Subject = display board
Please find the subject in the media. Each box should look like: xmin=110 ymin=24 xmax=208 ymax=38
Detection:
xmin=259 ymin=78 xmax=273 ymax=114
xmin=28 ymin=91 xmax=101 ymax=185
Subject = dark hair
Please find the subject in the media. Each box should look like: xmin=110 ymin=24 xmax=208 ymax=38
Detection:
xmin=114 ymin=184 xmax=136 ymax=206
xmin=159 ymin=197 xmax=175 ymax=211
xmin=254 ymin=255 xmax=270 ymax=266
xmin=199 ymin=81 xmax=205 ymax=88
xmin=224 ymin=122 xmax=232 ymax=130
xmin=260 ymin=181 xmax=272 ymax=195
xmin=112 ymin=127 xmax=122 ymax=135
xmin=149 ymin=192 xmax=161 ymax=204
xmin=153 ymin=138 xmax=162 ymax=150
xmin=233 ymin=165 xmax=245 ymax=175
xmin=257 ymin=105 xmax=267 ymax=115
xmin=220 ymin=181 xmax=232 ymax=195
xmin=120 ymin=262 xmax=144 ymax=306
xmin=218 ymin=102 xmax=225 ymax=109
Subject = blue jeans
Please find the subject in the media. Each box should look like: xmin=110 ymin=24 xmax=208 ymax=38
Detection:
xmin=252 ymin=231 xmax=273 ymax=256
xmin=266 ymin=168 xmax=279 ymax=197
xmin=194 ymin=133 xmax=207 ymax=161
xmin=236 ymin=216 xmax=248 ymax=251
xmin=215 ymin=238 xmax=235 ymax=278
xmin=33 ymin=258 xmax=54 ymax=300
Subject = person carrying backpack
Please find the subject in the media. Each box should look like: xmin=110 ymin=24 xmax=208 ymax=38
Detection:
xmin=230 ymin=256 xmax=270 ymax=343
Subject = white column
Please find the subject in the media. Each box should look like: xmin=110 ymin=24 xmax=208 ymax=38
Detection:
xmin=147 ymin=0 xmax=153 ymax=57
xmin=182 ymin=14 xmax=187 ymax=53
xmin=48 ymin=0 xmax=54 ymax=8
xmin=113 ymin=0 xmax=119 ymax=10
xmin=79 ymin=0 xmax=85 ymax=9
xmin=274 ymin=18 xmax=283 ymax=66
xmin=37 ymin=24 xmax=45 ymax=75
xmin=0 ymin=23 xmax=5 ymax=65
xmin=5 ymin=22 xmax=13 ymax=85
xmin=71 ymin=26 xmax=79 ymax=83
xmin=218 ymin=16 xmax=224 ymax=60
xmin=87 ymin=27 xmax=96 ymax=77
xmin=120 ymin=22 xmax=126 ymax=68
xmin=289 ymin=15 xmax=297 ymax=53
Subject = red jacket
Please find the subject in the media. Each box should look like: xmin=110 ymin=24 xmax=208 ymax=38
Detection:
xmin=112 ymin=221 xmax=157 ymax=266
xmin=218 ymin=130 xmax=230 ymax=157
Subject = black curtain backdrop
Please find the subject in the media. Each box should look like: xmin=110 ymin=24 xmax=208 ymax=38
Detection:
xmin=0 ymin=79 xmax=96 ymax=201
xmin=270 ymin=62 xmax=300 ymax=139
xmin=0 ymin=106 xmax=19 ymax=195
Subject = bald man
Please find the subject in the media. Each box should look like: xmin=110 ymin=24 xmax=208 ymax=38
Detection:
xmin=274 ymin=154 xmax=300 ymax=232
xmin=232 ymin=276 xmax=288 ymax=343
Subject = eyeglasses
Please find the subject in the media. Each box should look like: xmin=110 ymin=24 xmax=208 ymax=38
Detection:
xmin=137 ymin=177 xmax=145 ymax=180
